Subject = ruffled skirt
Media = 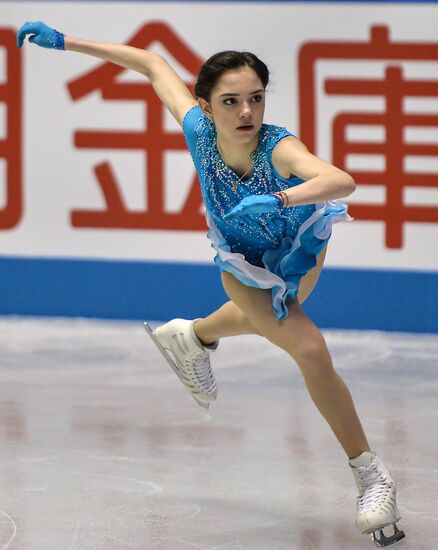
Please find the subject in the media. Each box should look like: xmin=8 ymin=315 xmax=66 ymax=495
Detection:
xmin=206 ymin=201 xmax=352 ymax=320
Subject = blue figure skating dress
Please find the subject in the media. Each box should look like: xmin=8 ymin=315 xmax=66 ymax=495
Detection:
xmin=183 ymin=106 xmax=351 ymax=320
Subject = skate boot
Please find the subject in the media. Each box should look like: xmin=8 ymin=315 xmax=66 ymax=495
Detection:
xmin=350 ymin=451 xmax=405 ymax=547
xmin=144 ymin=318 xmax=218 ymax=409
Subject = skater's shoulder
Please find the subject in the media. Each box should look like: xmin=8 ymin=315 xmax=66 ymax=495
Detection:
xmin=183 ymin=105 xmax=213 ymax=139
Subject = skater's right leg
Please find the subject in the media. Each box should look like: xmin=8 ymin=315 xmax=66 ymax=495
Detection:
xmin=194 ymin=300 xmax=261 ymax=346
xmin=148 ymin=299 xmax=261 ymax=408
xmin=148 ymin=317 xmax=219 ymax=408
xmin=147 ymin=246 xmax=326 ymax=407
xmin=147 ymin=260 xmax=324 ymax=406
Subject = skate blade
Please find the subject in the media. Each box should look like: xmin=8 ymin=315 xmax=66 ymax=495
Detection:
xmin=143 ymin=322 xmax=210 ymax=410
xmin=371 ymin=523 xmax=405 ymax=547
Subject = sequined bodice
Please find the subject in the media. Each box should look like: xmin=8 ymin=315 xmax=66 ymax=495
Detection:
xmin=183 ymin=106 xmax=315 ymax=266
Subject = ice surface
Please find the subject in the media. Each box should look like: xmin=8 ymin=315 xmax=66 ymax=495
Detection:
xmin=0 ymin=317 xmax=437 ymax=549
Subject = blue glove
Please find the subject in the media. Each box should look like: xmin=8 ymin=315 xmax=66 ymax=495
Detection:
xmin=17 ymin=21 xmax=65 ymax=50
xmin=223 ymin=193 xmax=282 ymax=221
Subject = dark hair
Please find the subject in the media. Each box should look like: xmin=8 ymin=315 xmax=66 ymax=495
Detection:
xmin=195 ymin=51 xmax=270 ymax=101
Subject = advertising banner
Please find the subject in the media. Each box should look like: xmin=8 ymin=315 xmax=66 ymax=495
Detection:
xmin=0 ymin=2 xmax=437 ymax=330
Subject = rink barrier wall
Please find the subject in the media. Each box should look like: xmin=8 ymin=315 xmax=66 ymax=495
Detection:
xmin=0 ymin=256 xmax=436 ymax=333
xmin=1 ymin=1 xmax=436 ymax=2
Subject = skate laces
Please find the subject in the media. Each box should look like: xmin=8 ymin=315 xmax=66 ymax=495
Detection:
xmin=191 ymin=353 xmax=216 ymax=394
xmin=356 ymin=463 xmax=393 ymax=512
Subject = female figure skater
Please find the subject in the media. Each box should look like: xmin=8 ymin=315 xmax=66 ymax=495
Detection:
xmin=17 ymin=21 xmax=404 ymax=547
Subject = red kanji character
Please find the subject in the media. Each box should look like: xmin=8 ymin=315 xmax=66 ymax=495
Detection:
xmin=0 ymin=29 xmax=23 ymax=230
xmin=299 ymin=26 xmax=438 ymax=248
xmin=67 ymin=22 xmax=205 ymax=231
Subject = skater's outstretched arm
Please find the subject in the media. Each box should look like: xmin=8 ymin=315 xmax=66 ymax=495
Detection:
xmin=16 ymin=21 xmax=197 ymax=125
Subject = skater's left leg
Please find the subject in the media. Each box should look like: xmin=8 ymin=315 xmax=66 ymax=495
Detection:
xmin=221 ymin=271 xmax=369 ymax=458
xmin=221 ymin=270 xmax=369 ymax=459
xmin=221 ymin=271 xmax=405 ymax=545
xmin=194 ymin=245 xmax=327 ymax=346
xmin=298 ymin=244 xmax=327 ymax=304
xmin=350 ymin=451 xmax=405 ymax=546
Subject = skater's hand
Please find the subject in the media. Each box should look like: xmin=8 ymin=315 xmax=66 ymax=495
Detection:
xmin=223 ymin=194 xmax=282 ymax=221
xmin=17 ymin=21 xmax=65 ymax=49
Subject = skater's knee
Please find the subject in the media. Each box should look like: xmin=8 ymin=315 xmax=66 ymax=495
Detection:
xmin=287 ymin=334 xmax=334 ymax=376
xmin=239 ymin=310 xmax=262 ymax=335
xmin=223 ymin=299 xmax=262 ymax=336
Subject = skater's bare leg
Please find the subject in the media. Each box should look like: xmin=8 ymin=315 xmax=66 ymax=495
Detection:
xmin=194 ymin=300 xmax=261 ymax=345
xmin=194 ymin=246 xmax=327 ymax=346
xmin=221 ymin=270 xmax=370 ymax=459
xmin=298 ymin=245 xmax=327 ymax=304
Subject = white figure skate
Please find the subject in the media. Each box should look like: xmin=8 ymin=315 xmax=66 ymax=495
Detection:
xmin=350 ymin=451 xmax=405 ymax=547
xmin=144 ymin=318 xmax=218 ymax=409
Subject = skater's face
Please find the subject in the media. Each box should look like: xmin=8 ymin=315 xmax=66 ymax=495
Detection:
xmin=199 ymin=66 xmax=265 ymax=145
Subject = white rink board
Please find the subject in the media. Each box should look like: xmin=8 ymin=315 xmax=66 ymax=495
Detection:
xmin=0 ymin=2 xmax=437 ymax=271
